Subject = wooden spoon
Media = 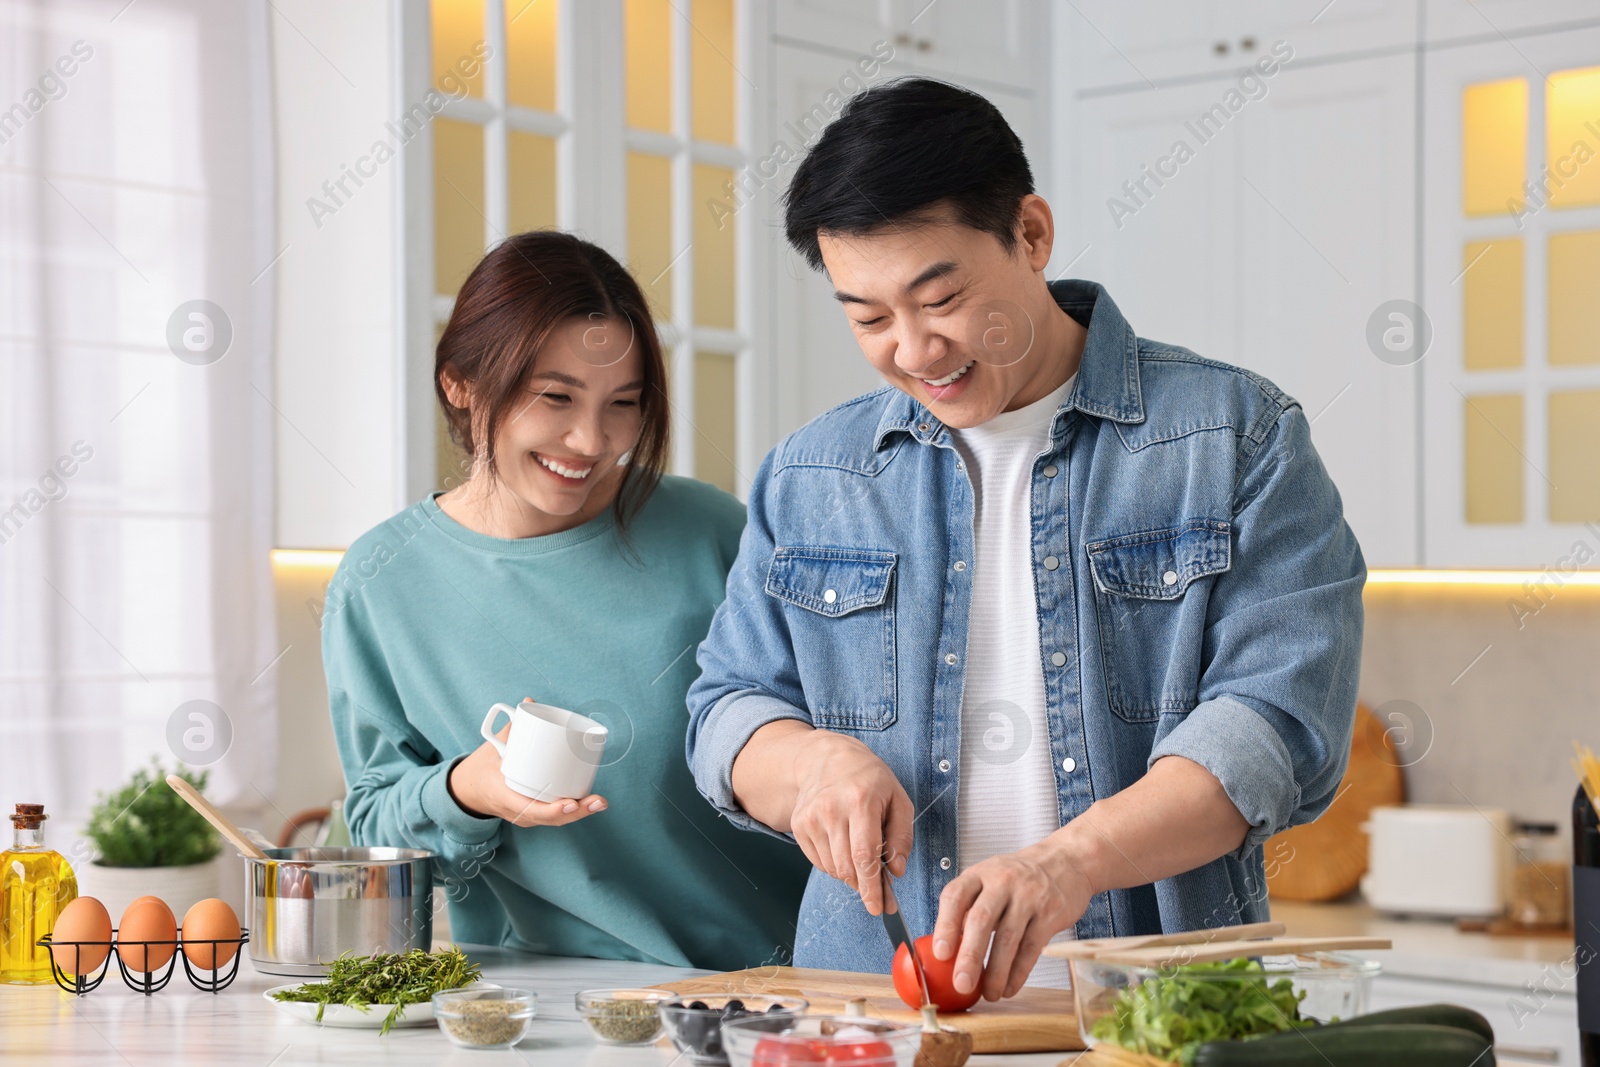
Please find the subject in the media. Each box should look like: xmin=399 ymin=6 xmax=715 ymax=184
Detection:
xmin=165 ymin=774 xmax=271 ymax=860
xmin=1043 ymin=920 xmax=1286 ymax=960
xmin=1091 ymin=935 xmax=1391 ymax=967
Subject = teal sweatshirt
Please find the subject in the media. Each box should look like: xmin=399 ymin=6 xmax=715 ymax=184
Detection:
xmin=321 ymin=476 xmax=809 ymax=970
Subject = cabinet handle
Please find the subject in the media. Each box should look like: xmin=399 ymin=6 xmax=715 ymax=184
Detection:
xmin=1213 ymin=40 xmax=1230 ymax=56
xmin=1240 ymin=36 xmax=1257 ymax=51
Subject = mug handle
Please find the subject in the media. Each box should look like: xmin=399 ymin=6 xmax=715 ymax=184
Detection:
xmin=481 ymin=703 xmax=516 ymax=756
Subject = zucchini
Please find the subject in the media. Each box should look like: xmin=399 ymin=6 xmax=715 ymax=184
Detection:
xmin=1331 ymin=1003 xmax=1495 ymax=1045
xmin=1190 ymin=1022 xmax=1494 ymax=1067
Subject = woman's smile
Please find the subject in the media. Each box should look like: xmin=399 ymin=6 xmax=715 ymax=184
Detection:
xmin=532 ymin=451 xmax=596 ymax=484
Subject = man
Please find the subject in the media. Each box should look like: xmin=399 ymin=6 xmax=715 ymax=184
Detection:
xmin=686 ymin=78 xmax=1363 ymax=1001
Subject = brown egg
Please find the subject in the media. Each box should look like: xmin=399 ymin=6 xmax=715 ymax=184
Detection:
xmin=49 ymin=896 xmax=112 ymax=974
xmin=117 ymin=897 xmax=177 ymax=973
xmin=180 ymin=898 xmax=240 ymax=970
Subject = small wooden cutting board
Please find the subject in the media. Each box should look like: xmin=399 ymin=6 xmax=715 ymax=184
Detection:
xmin=652 ymin=966 xmax=1083 ymax=1053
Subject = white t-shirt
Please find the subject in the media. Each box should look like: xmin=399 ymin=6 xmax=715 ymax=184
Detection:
xmin=951 ymin=374 xmax=1077 ymax=987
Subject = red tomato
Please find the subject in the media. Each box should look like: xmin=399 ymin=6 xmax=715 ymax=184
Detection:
xmin=892 ymin=935 xmax=981 ymax=1012
xmin=752 ymin=1035 xmax=895 ymax=1065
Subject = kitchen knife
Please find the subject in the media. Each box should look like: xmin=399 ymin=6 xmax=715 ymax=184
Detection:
xmin=879 ymin=854 xmax=931 ymax=1006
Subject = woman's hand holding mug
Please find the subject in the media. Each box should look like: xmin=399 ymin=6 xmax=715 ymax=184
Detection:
xmin=448 ymin=699 xmax=610 ymax=827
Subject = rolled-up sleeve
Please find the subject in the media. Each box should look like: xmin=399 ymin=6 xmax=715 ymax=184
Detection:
xmin=686 ymin=451 xmax=813 ymax=839
xmin=1149 ymin=404 xmax=1365 ymax=856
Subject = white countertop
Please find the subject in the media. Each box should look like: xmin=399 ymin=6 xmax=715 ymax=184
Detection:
xmin=0 ymin=945 xmax=1074 ymax=1067
xmin=3 ymin=905 xmax=1579 ymax=1066
xmin=1273 ymin=898 xmax=1581 ymax=990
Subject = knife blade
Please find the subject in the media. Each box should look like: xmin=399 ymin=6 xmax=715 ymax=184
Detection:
xmin=879 ymin=853 xmax=931 ymax=1007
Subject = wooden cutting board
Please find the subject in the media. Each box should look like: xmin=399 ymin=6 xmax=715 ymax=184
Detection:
xmin=653 ymin=966 xmax=1083 ymax=1054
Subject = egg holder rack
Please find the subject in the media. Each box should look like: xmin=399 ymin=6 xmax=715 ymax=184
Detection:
xmin=35 ymin=927 xmax=251 ymax=996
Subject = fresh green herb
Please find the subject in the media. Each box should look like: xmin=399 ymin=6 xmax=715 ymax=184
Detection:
xmin=85 ymin=760 xmax=220 ymax=868
xmin=270 ymin=946 xmax=481 ymax=1034
xmin=1089 ymin=958 xmax=1318 ymax=1065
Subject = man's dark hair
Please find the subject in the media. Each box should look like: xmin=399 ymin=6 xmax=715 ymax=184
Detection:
xmin=783 ymin=77 xmax=1035 ymax=272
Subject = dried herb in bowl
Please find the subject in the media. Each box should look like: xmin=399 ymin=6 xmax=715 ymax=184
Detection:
xmin=270 ymin=946 xmax=481 ymax=1035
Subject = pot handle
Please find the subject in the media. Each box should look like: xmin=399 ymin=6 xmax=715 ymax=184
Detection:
xmin=481 ymin=703 xmax=515 ymax=756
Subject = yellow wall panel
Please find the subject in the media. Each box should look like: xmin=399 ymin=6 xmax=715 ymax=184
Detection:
xmin=1546 ymin=66 xmax=1600 ymax=210
xmin=691 ymin=0 xmax=736 ymax=145
xmin=694 ymin=351 xmax=737 ymax=493
xmin=1463 ymin=393 xmax=1525 ymax=524
xmin=509 ymin=131 xmax=557 ymax=235
xmin=506 ymin=0 xmax=558 ymax=112
xmin=1549 ymin=389 xmax=1600 ymax=521
xmin=1463 ymin=78 xmax=1527 ymax=217
xmin=693 ymin=163 xmax=736 ymax=329
xmin=627 ymin=152 xmax=674 ymax=319
xmin=1462 ymin=238 xmax=1523 ymax=370
xmin=434 ymin=118 xmax=486 ymax=297
xmin=625 ymin=0 xmax=672 ymax=133
xmin=1549 ymin=229 xmax=1600 ymax=365
xmin=433 ymin=0 xmax=486 ymax=98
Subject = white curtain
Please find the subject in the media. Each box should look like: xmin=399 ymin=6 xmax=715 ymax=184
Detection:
xmin=0 ymin=0 xmax=276 ymax=829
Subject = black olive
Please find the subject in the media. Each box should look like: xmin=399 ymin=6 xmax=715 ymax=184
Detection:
xmin=688 ymin=1000 xmax=708 ymax=1011
xmin=724 ymin=999 xmax=744 ymax=1013
xmin=765 ymin=1003 xmax=786 ymax=1013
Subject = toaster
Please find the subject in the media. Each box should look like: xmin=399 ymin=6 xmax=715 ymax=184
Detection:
xmin=1361 ymin=804 xmax=1511 ymax=918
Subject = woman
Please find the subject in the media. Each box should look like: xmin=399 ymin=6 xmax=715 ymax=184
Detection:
xmin=322 ymin=231 xmax=808 ymax=969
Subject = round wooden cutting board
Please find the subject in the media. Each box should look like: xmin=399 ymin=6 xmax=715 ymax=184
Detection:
xmin=1264 ymin=702 xmax=1405 ymax=902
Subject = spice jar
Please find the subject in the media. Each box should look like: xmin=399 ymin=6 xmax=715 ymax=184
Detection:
xmin=1509 ymin=821 xmax=1570 ymax=929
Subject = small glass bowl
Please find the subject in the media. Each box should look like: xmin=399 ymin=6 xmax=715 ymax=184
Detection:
xmin=1071 ymin=952 xmax=1382 ymax=1051
xmin=432 ymin=987 xmax=536 ymax=1049
xmin=658 ymin=994 xmax=809 ymax=1065
xmin=721 ymin=1013 xmax=920 ymax=1067
xmin=575 ymin=988 xmax=673 ymax=1046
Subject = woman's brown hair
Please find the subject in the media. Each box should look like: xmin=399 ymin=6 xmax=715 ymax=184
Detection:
xmin=435 ymin=231 xmax=670 ymax=530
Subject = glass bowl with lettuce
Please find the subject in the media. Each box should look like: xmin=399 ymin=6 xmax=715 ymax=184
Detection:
xmin=1073 ymin=953 xmax=1382 ymax=1065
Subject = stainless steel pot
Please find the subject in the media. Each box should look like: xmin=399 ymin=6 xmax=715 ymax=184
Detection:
xmin=244 ymin=846 xmax=434 ymax=977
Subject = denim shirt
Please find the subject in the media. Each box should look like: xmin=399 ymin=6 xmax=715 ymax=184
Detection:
xmin=686 ymin=280 xmax=1365 ymax=972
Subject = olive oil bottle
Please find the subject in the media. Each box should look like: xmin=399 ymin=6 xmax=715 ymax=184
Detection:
xmin=1 ymin=803 xmax=78 ymax=984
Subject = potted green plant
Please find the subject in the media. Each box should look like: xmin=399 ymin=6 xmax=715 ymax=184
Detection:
xmin=79 ymin=760 xmax=222 ymax=919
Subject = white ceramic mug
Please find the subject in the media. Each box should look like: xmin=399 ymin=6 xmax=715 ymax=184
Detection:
xmin=480 ymin=700 xmax=608 ymax=803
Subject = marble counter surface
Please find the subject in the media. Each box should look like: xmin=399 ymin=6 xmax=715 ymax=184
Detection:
xmin=1273 ymin=898 xmax=1582 ymax=988
xmin=0 ymin=945 xmax=1076 ymax=1067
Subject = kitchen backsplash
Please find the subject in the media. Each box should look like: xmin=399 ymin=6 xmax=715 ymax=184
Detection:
xmin=1362 ymin=584 xmax=1599 ymax=831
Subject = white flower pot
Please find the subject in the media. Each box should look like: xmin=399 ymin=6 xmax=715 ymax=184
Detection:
xmin=79 ymin=860 xmax=219 ymax=921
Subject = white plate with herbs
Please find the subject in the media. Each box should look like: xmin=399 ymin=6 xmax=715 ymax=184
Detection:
xmin=265 ymin=982 xmax=502 ymax=1030
xmin=262 ymin=947 xmax=492 ymax=1033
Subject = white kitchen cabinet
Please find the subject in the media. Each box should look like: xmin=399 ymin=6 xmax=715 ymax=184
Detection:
xmin=1066 ymin=53 xmax=1420 ymax=565
xmin=1066 ymin=75 xmax=1241 ymax=367
xmin=1424 ymin=0 xmax=1600 ymax=46
xmin=1371 ymin=973 xmax=1579 ymax=1065
xmin=771 ymin=0 xmax=1039 ymax=92
xmin=767 ymin=43 xmax=1037 ymax=438
xmin=1420 ymin=30 xmax=1600 ymax=567
xmin=1063 ymin=0 xmax=1417 ymax=92
xmin=1234 ymin=53 xmax=1420 ymax=568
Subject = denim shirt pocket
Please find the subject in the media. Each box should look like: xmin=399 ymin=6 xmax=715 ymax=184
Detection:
xmin=765 ymin=546 xmax=898 ymax=731
xmin=1086 ymin=519 xmax=1231 ymax=723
